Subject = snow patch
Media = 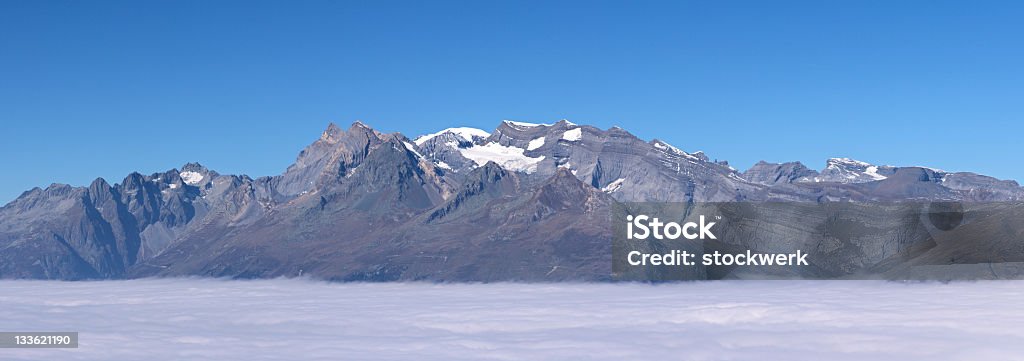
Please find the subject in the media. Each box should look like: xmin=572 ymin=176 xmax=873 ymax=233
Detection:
xmin=414 ymin=127 xmax=489 ymax=146
xmin=653 ymin=140 xmax=698 ymax=160
xmin=558 ymin=162 xmax=577 ymax=175
xmin=180 ymin=171 xmax=204 ymax=185
xmin=653 ymin=140 xmax=680 ymax=154
xmin=436 ymin=161 xmax=453 ymax=171
xmin=819 ymin=158 xmax=889 ymax=182
xmin=864 ymin=166 xmax=886 ymax=180
xmin=459 ymin=142 xmax=545 ymax=174
xmin=828 ymin=158 xmax=872 ymax=167
xmin=601 ymin=178 xmax=625 ymax=193
xmin=526 ymin=137 xmax=546 ymax=151
xmin=402 ymin=141 xmax=424 ymax=158
xmin=168 ymin=183 xmax=178 ymax=189
xmin=503 ymin=120 xmax=550 ymax=129
xmin=562 ymin=128 xmax=582 ymax=141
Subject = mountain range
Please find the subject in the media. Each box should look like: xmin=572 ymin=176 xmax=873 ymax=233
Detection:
xmin=2 ymin=120 xmax=1021 ymax=280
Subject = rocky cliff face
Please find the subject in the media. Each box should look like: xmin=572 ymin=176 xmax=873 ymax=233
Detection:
xmin=2 ymin=120 xmax=1022 ymax=280
xmin=740 ymin=157 xmax=1024 ymax=201
xmin=742 ymin=161 xmax=818 ymax=184
xmin=0 ymin=167 xmax=210 ymax=278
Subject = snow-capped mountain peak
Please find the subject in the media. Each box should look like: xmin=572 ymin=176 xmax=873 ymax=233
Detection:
xmin=814 ymin=158 xmax=894 ymax=183
xmin=180 ymin=171 xmax=204 ymax=185
xmin=414 ymin=127 xmax=490 ymax=146
xmin=828 ymin=157 xmax=872 ymax=168
xmin=502 ymin=120 xmax=548 ymax=129
xmin=6 ymin=119 xmax=1024 ymax=281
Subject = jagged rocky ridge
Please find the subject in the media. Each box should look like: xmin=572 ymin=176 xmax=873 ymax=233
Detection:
xmin=1 ymin=120 xmax=1022 ymax=280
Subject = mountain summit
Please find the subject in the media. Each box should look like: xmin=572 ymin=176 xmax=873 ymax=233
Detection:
xmin=1 ymin=120 xmax=1021 ymax=280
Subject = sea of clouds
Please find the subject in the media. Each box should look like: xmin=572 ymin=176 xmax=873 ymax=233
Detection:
xmin=1 ymin=279 xmax=1022 ymax=360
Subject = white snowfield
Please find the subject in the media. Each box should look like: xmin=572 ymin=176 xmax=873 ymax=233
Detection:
xmin=1 ymin=280 xmax=1023 ymax=361
xmin=413 ymin=127 xmax=490 ymax=146
xmin=401 ymin=141 xmax=425 ymax=158
xmin=653 ymin=139 xmax=700 ymax=160
xmin=562 ymin=127 xmax=582 ymax=141
xmin=864 ymin=165 xmax=887 ymax=180
xmin=526 ymin=136 xmax=545 ymax=151
xmin=459 ymin=142 xmax=544 ymax=174
xmin=601 ymin=177 xmax=626 ymax=193
xmin=821 ymin=157 xmax=889 ymax=182
xmin=178 ymin=171 xmax=204 ymax=185
xmin=829 ymin=157 xmax=873 ymax=167
xmin=503 ymin=120 xmax=548 ymax=128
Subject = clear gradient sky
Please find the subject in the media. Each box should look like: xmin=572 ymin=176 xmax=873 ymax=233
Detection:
xmin=2 ymin=1 xmax=1022 ymax=203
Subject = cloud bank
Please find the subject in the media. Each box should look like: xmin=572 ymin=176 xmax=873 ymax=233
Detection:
xmin=1 ymin=279 xmax=1023 ymax=360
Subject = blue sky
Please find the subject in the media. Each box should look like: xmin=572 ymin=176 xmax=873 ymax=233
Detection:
xmin=2 ymin=1 xmax=1022 ymax=203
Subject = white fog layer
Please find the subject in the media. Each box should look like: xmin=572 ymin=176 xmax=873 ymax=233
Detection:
xmin=1 ymin=280 xmax=1023 ymax=360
